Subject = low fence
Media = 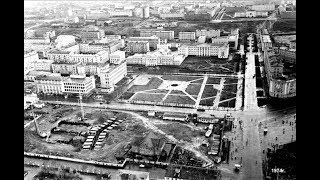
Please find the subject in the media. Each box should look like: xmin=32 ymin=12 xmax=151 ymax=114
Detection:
xmin=24 ymin=152 xmax=127 ymax=168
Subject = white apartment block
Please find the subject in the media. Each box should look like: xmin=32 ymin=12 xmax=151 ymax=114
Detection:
xmin=52 ymin=62 xmax=81 ymax=74
xmin=251 ymin=4 xmax=275 ymax=11
xmin=32 ymin=59 xmax=54 ymax=71
xmin=99 ymin=61 xmax=127 ymax=92
xmin=47 ymin=48 xmax=109 ymax=64
xmin=179 ymin=32 xmax=196 ymax=41
xmin=24 ymin=52 xmax=39 ymax=72
xmin=25 ymin=71 xmax=53 ymax=82
xmin=178 ymin=43 xmax=229 ymax=58
xmin=35 ymin=74 xmax=66 ymax=94
xmin=126 ymin=41 xmax=150 ymax=53
xmin=140 ymin=30 xmax=175 ymax=40
xmin=234 ymin=11 xmax=268 ymax=18
xmin=196 ymin=29 xmax=220 ymax=38
xmin=127 ymin=36 xmax=160 ymax=49
xmin=211 ymin=35 xmax=239 ymax=50
xmin=143 ymin=6 xmax=150 ymax=18
xmin=80 ymin=41 xmax=122 ymax=54
xmin=126 ymin=49 xmax=185 ymax=66
xmin=109 ymin=50 xmax=126 ymax=64
xmin=63 ymin=75 xmax=96 ymax=95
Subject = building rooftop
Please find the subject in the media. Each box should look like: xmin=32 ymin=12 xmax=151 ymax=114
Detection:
xmin=35 ymin=74 xmax=65 ymax=81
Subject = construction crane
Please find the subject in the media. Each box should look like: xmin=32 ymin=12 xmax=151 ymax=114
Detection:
xmin=78 ymin=93 xmax=85 ymax=121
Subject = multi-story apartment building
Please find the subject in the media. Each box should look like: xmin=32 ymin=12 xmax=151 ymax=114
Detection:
xmin=99 ymin=61 xmax=127 ymax=92
xmin=127 ymin=36 xmax=160 ymax=49
xmin=272 ymin=47 xmax=296 ymax=64
xmin=195 ymin=29 xmax=220 ymax=38
xmin=25 ymin=71 xmax=53 ymax=82
xmin=234 ymin=11 xmax=268 ymax=18
xmin=179 ymin=32 xmax=196 ymax=41
xmin=52 ymin=62 xmax=81 ymax=75
xmin=263 ymin=49 xmax=296 ymax=98
xmin=63 ymin=74 xmax=96 ymax=96
xmin=126 ymin=49 xmax=185 ymax=66
xmin=140 ymin=30 xmax=175 ymax=40
xmin=251 ymin=4 xmax=275 ymax=11
xmin=80 ymin=41 xmax=122 ymax=54
xmin=24 ymin=52 xmax=38 ymax=72
xmin=80 ymin=30 xmax=105 ymax=41
xmin=109 ymin=50 xmax=126 ymax=64
xmin=211 ymin=35 xmax=239 ymax=50
xmin=32 ymin=59 xmax=54 ymax=71
xmin=35 ymin=74 xmax=66 ymax=94
xmin=126 ymin=41 xmax=150 ymax=53
xmin=260 ymin=35 xmax=272 ymax=51
xmin=178 ymin=43 xmax=229 ymax=58
xmin=143 ymin=6 xmax=150 ymax=18
xmin=47 ymin=45 xmax=109 ymax=64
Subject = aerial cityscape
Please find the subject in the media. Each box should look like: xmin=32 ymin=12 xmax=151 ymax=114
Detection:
xmin=24 ymin=0 xmax=296 ymax=179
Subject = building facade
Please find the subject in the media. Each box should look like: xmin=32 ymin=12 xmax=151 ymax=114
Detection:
xmin=178 ymin=43 xmax=229 ymax=58
xmin=195 ymin=29 xmax=220 ymax=38
xmin=35 ymin=74 xmax=65 ymax=94
xmin=140 ymin=30 xmax=175 ymax=40
xmin=127 ymin=36 xmax=160 ymax=49
xmin=62 ymin=75 xmax=96 ymax=95
xmin=109 ymin=50 xmax=126 ymax=64
xmin=99 ymin=61 xmax=127 ymax=92
xmin=126 ymin=41 xmax=150 ymax=53
xmin=179 ymin=32 xmax=196 ymax=41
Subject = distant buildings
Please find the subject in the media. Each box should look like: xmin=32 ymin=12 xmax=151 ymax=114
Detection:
xmin=127 ymin=36 xmax=160 ymax=49
xmin=140 ymin=30 xmax=175 ymax=40
xmin=211 ymin=34 xmax=239 ymax=50
xmin=179 ymin=32 xmax=196 ymax=41
xmin=251 ymin=4 xmax=275 ymax=11
xmin=195 ymin=29 xmax=220 ymax=38
xmin=234 ymin=11 xmax=268 ymax=18
xmin=178 ymin=43 xmax=229 ymax=58
xmin=109 ymin=50 xmax=126 ymax=64
xmin=133 ymin=7 xmax=144 ymax=18
xmin=126 ymin=49 xmax=186 ymax=66
xmin=80 ymin=29 xmax=105 ymax=41
xmin=126 ymin=41 xmax=150 ymax=53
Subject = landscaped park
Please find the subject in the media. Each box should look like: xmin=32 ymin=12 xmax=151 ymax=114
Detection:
xmin=119 ymin=74 xmax=242 ymax=110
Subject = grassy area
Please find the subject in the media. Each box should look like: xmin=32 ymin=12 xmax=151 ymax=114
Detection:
xmin=206 ymin=77 xmax=221 ymax=84
xmin=131 ymin=93 xmax=165 ymax=102
xmin=145 ymin=89 xmax=169 ymax=94
xmin=190 ymin=78 xmax=204 ymax=84
xmin=219 ymin=92 xmax=236 ymax=101
xmin=170 ymin=90 xmax=186 ymax=95
xmin=222 ymin=84 xmax=238 ymax=93
xmin=199 ymin=98 xmax=215 ymax=106
xmin=119 ymin=92 xmax=135 ymax=100
xmin=218 ymin=99 xmax=236 ymax=108
xmin=201 ymin=85 xmax=218 ymax=99
xmin=272 ymin=20 xmax=296 ymax=32
xmin=127 ymin=77 xmax=163 ymax=93
xmin=163 ymin=95 xmax=195 ymax=105
xmin=185 ymin=84 xmax=202 ymax=96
